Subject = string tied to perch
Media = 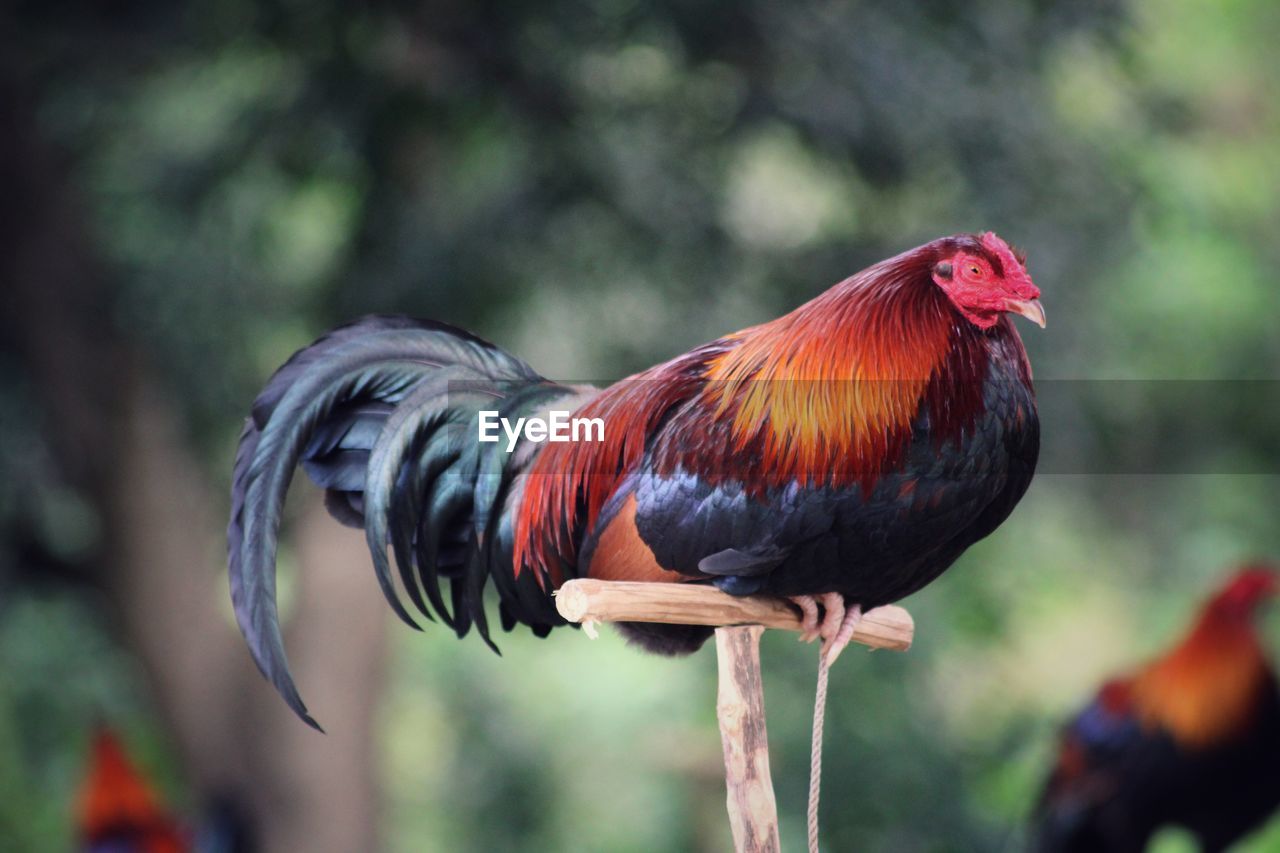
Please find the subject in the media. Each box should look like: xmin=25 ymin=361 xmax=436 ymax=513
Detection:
xmin=807 ymin=603 xmax=862 ymax=853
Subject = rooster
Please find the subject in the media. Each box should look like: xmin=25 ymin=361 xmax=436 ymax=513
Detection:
xmin=76 ymin=727 xmax=187 ymax=853
xmin=76 ymin=727 xmax=255 ymax=853
xmin=1033 ymin=565 xmax=1280 ymax=852
xmin=229 ymin=231 xmax=1044 ymax=727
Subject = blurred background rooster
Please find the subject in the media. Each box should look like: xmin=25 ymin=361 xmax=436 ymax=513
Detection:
xmin=1033 ymin=564 xmax=1280 ymax=852
xmin=76 ymin=727 xmax=254 ymax=853
xmin=77 ymin=727 xmax=186 ymax=853
xmin=229 ymin=231 xmax=1044 ymax=726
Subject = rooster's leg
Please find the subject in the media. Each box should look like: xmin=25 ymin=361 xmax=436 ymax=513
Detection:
xmin=789 ymin=595 xmax=822 ymax=643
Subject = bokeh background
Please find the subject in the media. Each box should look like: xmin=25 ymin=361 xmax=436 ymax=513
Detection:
xmin=4 ymin=0 xmax=1280 ymax=849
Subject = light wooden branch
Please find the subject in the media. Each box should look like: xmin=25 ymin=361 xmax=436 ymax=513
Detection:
xmin=554 ymin=579 xmax=914 ymax=651
xmin=716 ymin=626 xmax=780 ymax=853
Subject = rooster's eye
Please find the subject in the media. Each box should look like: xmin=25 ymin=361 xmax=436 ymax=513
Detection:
xmin=968 ymin=264 xmax=982 ymax=277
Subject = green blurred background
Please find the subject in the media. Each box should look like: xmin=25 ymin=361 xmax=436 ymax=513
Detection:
xmin=3 ymin=0 xmax=1280 ymax=849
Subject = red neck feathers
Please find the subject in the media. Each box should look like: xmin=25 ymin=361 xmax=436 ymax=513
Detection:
xmin=1131 ymin=569 xmax=1277 ymax=747
xmin=693 ymin=240 xmax=993 ymax=492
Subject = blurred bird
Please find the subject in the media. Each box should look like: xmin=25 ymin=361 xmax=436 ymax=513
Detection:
xmin=76 ymin=727 xmax=255 ymax=853
xmin=76 ymin=727 xmax=187 ymax=853
xmin=228 ymin=231 xmax=1043 ymax=727
xmin=1033 ymin=565 xmax=1280 ymax=852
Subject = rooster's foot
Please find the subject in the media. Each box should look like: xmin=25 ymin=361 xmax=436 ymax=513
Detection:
xmin=788 ymin=593 xmax=861 ymax=659
xmin=790 ymin=594 xmax=822 ymax=643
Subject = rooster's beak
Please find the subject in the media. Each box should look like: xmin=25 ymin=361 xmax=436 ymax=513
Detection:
xmin=1005 ymin=298 xmax=1046 ymax=328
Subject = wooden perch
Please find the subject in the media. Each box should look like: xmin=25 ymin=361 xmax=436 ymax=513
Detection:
xmin=554 ymin=579 xmax=914 ymax=652
xmin=554 ymin=579 xmax=915 ymax=853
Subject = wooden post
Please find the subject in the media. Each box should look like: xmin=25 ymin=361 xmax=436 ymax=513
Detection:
xmin=716 ymin=625 xmax=781 ymax=853
xmin=554 ymin=580 xmax=915 ymax=852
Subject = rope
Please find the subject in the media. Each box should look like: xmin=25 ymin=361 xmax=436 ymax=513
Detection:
xmin=808 ymin=649 xmax=832 ymax=853
xmin=809 ymin=604 xmax=861 ymax=853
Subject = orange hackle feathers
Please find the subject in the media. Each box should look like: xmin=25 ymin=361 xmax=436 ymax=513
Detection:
xmin=77 ymin=728 xmax=187 ymax=852
xmin=700 ymin=255 xmax=956 ymax=492
xmin=1128 ymin=565 xmax=1278 ymax=748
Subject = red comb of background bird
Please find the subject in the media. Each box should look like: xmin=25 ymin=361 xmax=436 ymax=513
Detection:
xmin=77 ymin=727 xmax=187 ymax=853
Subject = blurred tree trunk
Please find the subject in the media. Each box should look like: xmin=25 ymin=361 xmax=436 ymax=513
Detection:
xmin=2 ymin=63 xmax=388 ymax=852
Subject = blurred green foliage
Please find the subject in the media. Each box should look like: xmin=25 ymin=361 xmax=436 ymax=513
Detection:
xmin=4 ymin=0 xmax=1280 ymax=849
